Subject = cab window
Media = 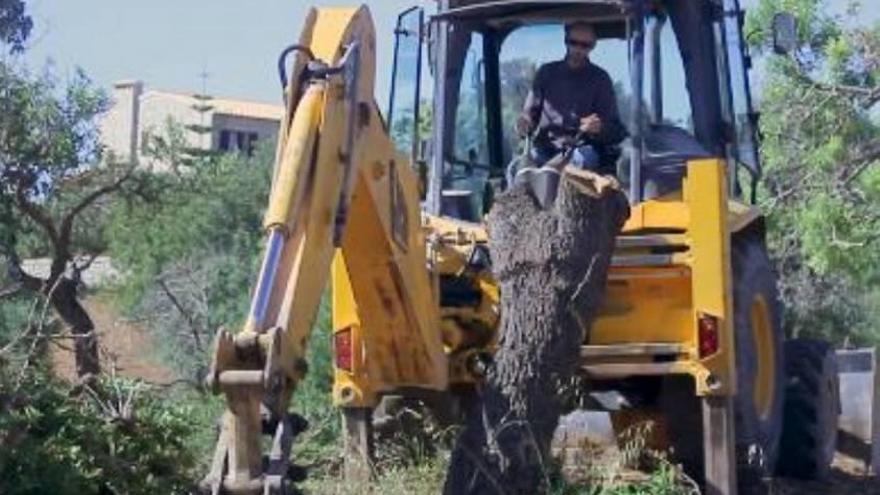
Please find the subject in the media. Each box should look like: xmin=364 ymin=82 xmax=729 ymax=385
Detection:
xmin=498 ymin=24 xmax=632 ymax=166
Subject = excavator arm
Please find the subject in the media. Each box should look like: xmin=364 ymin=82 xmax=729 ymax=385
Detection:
xmin=201 ymin=7 xmax=446 ymax=494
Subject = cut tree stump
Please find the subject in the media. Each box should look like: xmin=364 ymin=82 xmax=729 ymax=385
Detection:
xmin=444 ymin=167 xmax=629 ymax=494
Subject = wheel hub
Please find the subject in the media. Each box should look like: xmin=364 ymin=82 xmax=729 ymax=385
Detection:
xmin=750 ymin=295 xmax=776 ymax=420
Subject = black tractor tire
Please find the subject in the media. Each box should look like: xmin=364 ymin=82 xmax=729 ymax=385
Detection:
xmin=776 ymin=339 xmax=840 ymax=480
xmin=659 ymin=234 xmax=785 ymax=487
xmin=731 ymin=233 xmax=786 ymax=482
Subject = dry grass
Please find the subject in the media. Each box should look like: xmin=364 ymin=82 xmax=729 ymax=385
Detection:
xmin=301 ymin=420 xmax=697 ymax=495
xmin=302 ymin=453 xmax=448 ymax=494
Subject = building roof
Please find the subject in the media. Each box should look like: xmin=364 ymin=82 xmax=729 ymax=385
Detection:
xmin=210 ymin=96 xmax=285 ymax=121
xmin=142 ymin=89 xmax=285 ymax=122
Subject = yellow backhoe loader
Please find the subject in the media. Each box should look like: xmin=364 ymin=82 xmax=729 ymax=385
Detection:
xmin=200 ymin=2 xmax=842 ymax=494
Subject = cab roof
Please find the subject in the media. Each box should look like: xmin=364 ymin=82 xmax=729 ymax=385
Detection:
xmin=434 ymin=0 xmax=635 ymax=37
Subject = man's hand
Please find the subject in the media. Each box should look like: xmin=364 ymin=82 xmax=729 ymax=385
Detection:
xmin=515 ymin=114 xmax=534 ymax=138
xmin=579 ymin=114 xmax=603 ymax=135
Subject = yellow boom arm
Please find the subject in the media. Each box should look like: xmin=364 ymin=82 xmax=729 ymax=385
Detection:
xmin=202 ymin=6 xmax=446 ymax=493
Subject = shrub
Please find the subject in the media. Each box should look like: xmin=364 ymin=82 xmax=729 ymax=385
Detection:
xmin=0 ymin=369 xmax=198 ymax=494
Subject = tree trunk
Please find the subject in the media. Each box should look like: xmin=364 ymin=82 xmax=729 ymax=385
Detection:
xmin=444 ymin=169 xmax=629 ymax=494
xmin=48 ymin=278 xmax=100 ymax=378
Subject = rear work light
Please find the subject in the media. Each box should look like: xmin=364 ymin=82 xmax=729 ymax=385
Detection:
xmin=334 ymin=328 xmax=353 ymax=371
xmin=698 ymin=314 xmax=720 ymax=358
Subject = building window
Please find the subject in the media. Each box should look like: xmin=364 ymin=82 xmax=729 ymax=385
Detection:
xmin=248 ymin=133 xmax=258 ymax=155
xmin=217 ymin=129 xmax=260 ymax=156
xmin=235 ymin=132 xmax=246 ymax=153
xmin=219 ymin=130 xmax=231 ymax=151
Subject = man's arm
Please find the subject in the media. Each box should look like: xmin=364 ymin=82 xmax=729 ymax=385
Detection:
xmin=516 ymin=67 xmax=545 ymax=136
xmin=593 ymin=71 xmax=628 ymax=145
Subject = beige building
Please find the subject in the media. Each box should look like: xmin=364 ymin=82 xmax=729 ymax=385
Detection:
xmin=100 ymin=80 xmax=285 ymax=168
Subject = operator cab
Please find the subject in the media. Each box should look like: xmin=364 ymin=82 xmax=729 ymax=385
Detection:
xmin=387 ymin=0 xmax=761 ymax=222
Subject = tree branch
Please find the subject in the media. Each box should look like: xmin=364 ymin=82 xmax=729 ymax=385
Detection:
xmin=1 ymin=243 xmax=44 ymax=293
xmin=156 ymin=278 xmax=205 ymax=353
xmin=57 ymin=166 xmax=135 ymax=250
xmin=0 ymin=282 xmax=23 ymax=299
xmin=13 ymin=184 xmax=60 ymax=250
xmin=70 ymin=251 xmax=104 ymax=286
xmin=790 ymin=61 xmax=880 ymax=109
xmin=842 ymin=140 xmax=880 ymax=186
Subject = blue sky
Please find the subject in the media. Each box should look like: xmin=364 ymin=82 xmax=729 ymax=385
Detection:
xmin=20 ymin=1 xmax=878 ymax=111
xmin=23 ymin=0 xmax=425 ymax=106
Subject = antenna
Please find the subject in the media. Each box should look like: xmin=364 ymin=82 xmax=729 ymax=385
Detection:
xmin=198 ymin=67 xmax=211 ymax=96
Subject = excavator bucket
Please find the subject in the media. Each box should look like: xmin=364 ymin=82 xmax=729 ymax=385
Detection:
xmin=836 ymin=347 xmax=880 ymax=475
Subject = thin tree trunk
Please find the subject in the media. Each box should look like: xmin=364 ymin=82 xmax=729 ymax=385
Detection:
xmin=444 ymin=169 xmax=629 ymax=494
xmin=49 ymin=278 xmax=100 ymax=378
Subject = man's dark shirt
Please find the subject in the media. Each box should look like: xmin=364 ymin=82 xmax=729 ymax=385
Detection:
xmin=522 ymin=60 xmax=627 ymax=153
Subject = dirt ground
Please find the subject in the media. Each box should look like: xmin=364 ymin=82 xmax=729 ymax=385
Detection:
xmin=554 ymin=411 xmax=879 ymax=494
xmin=761 ymin=454 xmax=878 ymax=494
xmin=51 ymin=296 xmax=174 ymax=384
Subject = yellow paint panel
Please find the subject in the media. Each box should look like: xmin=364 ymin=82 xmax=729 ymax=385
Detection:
xmin=424 ymin=215 xmax=489 ymax=243
xmin=592 ymin=267 xmax=694 ymax=348
xmin=684 ymin=160 xmax=736 ymax=394
xmin=589 ymin=160 xmax=738 ymax=396
xmin=622 ymin=197 xmax=689 ymax=232
xmin=332 ymin=251 xmax=359 ymax=330
xmin=309 ymin=8 xmax=361 ymax=62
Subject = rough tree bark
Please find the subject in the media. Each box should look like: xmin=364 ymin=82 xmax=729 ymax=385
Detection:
xmin=49 ymin=278 xmax=100 ymax=377
xmin=444 ymin=168 xmax=629 ymax=494
xmin=4 ymin=252 xmax=101 ymax=378
xmin=8 ymin=261 xmax=101 ymax=377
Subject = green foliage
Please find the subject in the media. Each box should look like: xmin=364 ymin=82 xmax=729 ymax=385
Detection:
xmin=162 ymin=388 xmax=225 ymax=475
xmin=0 ymin=370 xmax=198 ymax=494
xmin=549 ymin=422 xmax=697 ymax=495
xmin=108 ymin=147 xmax=270 ymax=307
xmin=746 ymin=0 xmax=880 ymax=344
xmin=0 ymin=60 xmax=157 ymax=275
xmin=0 ymin=290 xmax=36 ymax=345
xmin=500 ymin=57 xmax=539 ymax=159
xmin=106 ymin=145 xmax=272 ymax=377
xmin=745 ymin=0 xmax=840 ymax=53
xmin=303 ymin=452 xmax=449 ymax=494
xmin=292 ymin=298 xmax=341 ymax=467
xmin=183 ymin=93 xmax=221 ymax=162
xmin=0 ymin=0 xmax=31 ymax=53
xmin=0 ymin=65 xmax=109 ymax=184
xmin=390 ymin=102 xmax=432 ymax=158
xmin=106 ymin=119 xmax=344 ymax=483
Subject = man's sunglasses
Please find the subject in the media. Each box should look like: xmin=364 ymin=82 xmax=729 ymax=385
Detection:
xmin=566 ymin=38 xmax=596 ymax=50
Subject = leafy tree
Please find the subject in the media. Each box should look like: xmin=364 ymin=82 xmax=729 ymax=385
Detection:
xmin=746 ymin=0 xmax=880 ymax=344
xmin=0 ymin=369 xmax=198 ymax=494
xmin=0 ymin=64 xmax=157 ymax=378
xmin=500 ymin=57 xmax=538 ymax=161
xmin=106 ymin=143 xmax=272 ymax=379
xmin=184 ymin=91 xmax=221 ymax=162
xmin=390 ymin=102 xmax=432 ymax=158
xmin=0 ymin=0 xmax=32 ymax=53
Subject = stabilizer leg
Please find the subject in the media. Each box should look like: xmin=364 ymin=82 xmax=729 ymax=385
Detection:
xmin=343 ymin=407 xmax=375 ymax=482
xmin=703 ymin=396 xmax=737 ymax=495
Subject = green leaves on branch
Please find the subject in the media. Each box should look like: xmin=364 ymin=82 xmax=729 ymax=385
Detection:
xmin=747 ymin=0 xmax=880 ymax=343
xmin=0 ymin=0 xmax=31 ymax=53
xmin=107 ymin=145 xmax=272 ymax=378
xmin=0 ymin=370 xmax=197 ymax=495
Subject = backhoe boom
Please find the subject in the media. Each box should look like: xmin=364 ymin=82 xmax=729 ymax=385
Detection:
xmin=202 ymin=7 xmax=446 ymax=493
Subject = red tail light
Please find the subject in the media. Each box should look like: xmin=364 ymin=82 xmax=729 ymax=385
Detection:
xmin=698 ymin=314 xmax=720 ymax=358
xmin=334 ymin=328 xmax=353 ymax=371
